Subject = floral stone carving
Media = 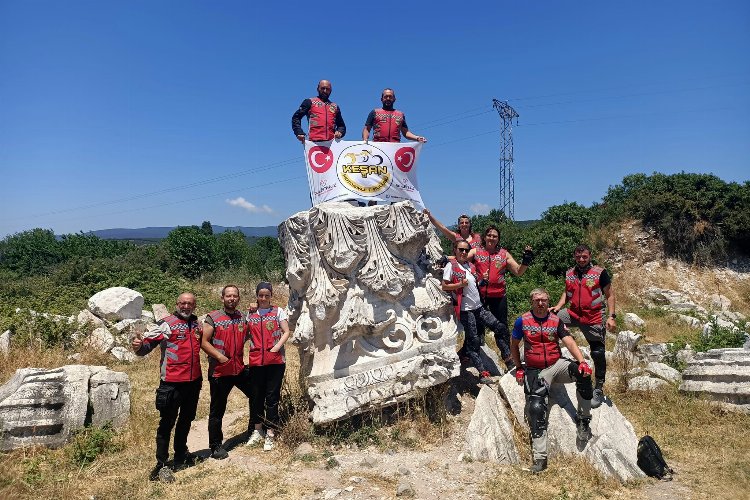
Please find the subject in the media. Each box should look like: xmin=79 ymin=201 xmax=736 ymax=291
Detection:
xmin=279 ymin=201 xmax=459 ymax=424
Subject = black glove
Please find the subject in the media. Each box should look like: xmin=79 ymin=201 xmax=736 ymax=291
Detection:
xmin=522 ymin=248 xmax=534 ymax=266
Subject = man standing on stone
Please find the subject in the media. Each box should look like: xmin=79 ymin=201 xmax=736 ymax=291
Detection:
xmin=511 ymin=288 xmax=593 ymax=473
xmin=131 ymin=292 xmax=203 ymax=480
xmin=362 ymin=88 xmax=427 ymax=143
xmin=292 ymin=79 xmax=346 ymax=143
xmin=201 ymin=285 xmax=252 ymax=460
xmin=551 ymin=244 xmax=616 ymax=408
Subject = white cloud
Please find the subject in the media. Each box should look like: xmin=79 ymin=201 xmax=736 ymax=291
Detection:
xmin=470 ymin=203 xmax=491 ymax=215
xmin=226 ymin=197 xmax=273 ymax=214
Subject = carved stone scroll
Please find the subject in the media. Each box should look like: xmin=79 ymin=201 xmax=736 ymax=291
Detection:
xmin=279 ymin=201 xmax=459 ymax=424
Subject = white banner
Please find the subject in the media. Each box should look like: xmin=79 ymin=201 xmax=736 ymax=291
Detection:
xmin=304 ymin=140 xmax=424 ymax=207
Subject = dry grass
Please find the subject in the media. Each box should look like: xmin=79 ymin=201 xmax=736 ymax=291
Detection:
xmin=483 ymin=455 xmax=638 ymax=500
xmin=614 ymin=387 xmax=750 ymax=500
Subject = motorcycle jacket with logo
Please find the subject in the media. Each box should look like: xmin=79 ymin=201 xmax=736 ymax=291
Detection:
xmin=565 ymin=265 xmax=605 ymax=325
xmin=473 ymin=247 xmax=508 ymax=298
xmin=247 ymin=307 xmax=286 ymax=366
xmin=206 ymin=309 xmax=247 ymax=378
xmin=138 ymin=313 xmax=202 ymax=382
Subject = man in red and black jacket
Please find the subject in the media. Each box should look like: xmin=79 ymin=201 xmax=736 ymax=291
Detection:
xmin=551 ymin=244 xmax=617 ymax=409
xmin=292 ymin=79 xmax=346 ymax=143
xmin=511 ymin=288 xmax=593 ymax=474
xmin=362 ymin=88 xmax=427 ymax=143
xmin=201 ymin=285 xmax=252 ymax=460
xmin=132 ymin=292 xmax=202 ymax=480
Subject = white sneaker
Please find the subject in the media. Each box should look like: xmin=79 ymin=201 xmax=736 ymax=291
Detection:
xmin=263 ymin=435 xmax=274 ymax=451
xmin=246 ymin=429 xmax=265 ymax=446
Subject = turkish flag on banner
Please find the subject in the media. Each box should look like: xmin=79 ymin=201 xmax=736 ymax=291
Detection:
xmin=304 ymin=140 xmax=424 ymax=207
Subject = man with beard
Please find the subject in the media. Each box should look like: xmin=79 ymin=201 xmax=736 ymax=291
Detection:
xmin=362 ymin=88 xmax=427 ymax=143
xmin=201 ymin=285 xmax=252 ymax=460
xmin=551 ymin=244 xmax=617 ymax=409
xmin=292 ymin=79 xmax=346 ymax=143
xmin=132 ymin=292 xmax=203 ymax=480
xmin=511 ymin=288 xmax=593 ymax=473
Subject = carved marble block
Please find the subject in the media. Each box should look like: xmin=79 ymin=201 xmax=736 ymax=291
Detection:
xmin=279 ymin=201 xmax=459 ymax=424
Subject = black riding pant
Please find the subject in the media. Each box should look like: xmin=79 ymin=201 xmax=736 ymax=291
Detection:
xmin=154 ymin=378 xmax=202 ymax=464
xmin=248 ymin=364 xmax=285 ymax=430
xmin=208 ymin=368 xmax=252 ymax=449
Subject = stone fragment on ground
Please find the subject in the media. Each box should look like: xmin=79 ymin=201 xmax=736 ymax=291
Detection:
xmin=499 ymin=372 xmax=644 ymax=482
xmin=679 ymin=348 xmax=750 ymax=411
xmin=89 ymin=326 xmax=115 ymax=353
xmin=295 ymin=442 xmax=315 ymax=456
xmin=464 ymin=385 xmax=519 ymax=464
xmin=637 ymin=343 xmax=669 ymax=363
xmin=396 ymin=482 xmax=415 ymax=497
xmin=77 ymin=309 xmax=105 ymax=328
xmin=111 ymin=346 xmax=137 ymax=363
xmin=88 ymin=287 xmax=144 ymax=321
xmin=645 ymin=362 xmax=681 ymax=384
xmin=0 ymin=365 xmax=130 ymax=450
xmin=152 ymin=304 xmax=170 ymax=322
xmin=0 ymin=330 xmax=10 ymax=356
xmin=613 ymin=331 xmax=642 ymax=365
xmin=628 ymin=375 xmax=669 ymax=392
xmin=624 ymin=312 xmax=645 ymax=329
xmin=677 ymin=314 xmax=701 ymax=328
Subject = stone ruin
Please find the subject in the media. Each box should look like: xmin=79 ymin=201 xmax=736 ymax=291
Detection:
xmin=279 ymin=201 xmax=460 ymax=424
xmin=0 ymin=365 xmax=130 ymax=451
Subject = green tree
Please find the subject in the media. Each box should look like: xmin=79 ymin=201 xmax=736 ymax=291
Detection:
xmin=216 ymin=230 xmax=250 ymax=269
xmin=0 ymin=228 xmax=63 ymax=274
xmin=246 ymin=236 xmax=285 ymax=281
xmin=165 ymin=226 xmax=217 ymax=278
xmin=200 ymin=221 xmax=214 ymax=236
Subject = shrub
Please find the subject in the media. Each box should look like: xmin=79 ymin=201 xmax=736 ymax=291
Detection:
xmin=69 ymin=424 xmax=123 ymax=467
xmin=0 ymin=228 xmax=62 ymax=274
xmin=165 ymin=226 xmax=217 ymax=278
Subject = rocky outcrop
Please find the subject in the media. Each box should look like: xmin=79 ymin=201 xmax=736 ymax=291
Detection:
xmin=624 ymin=313 xmax=645 ymax=330
xmin=279 ymin=201 xmax=459 ymax=424
xmin=679 ymin=348 xmax=750 ymax=411
xmin=464 ymin=385 xmax=519 ymax=463
xmin=613 ymin=331 xmax=642 ymax=366
xmin=87 ymin=287 xmax=144 ymax=321
xmin=499 ymin=372 xmax=644 ymax=482
xmin=0 ymin=365 xmax=130 ymax=450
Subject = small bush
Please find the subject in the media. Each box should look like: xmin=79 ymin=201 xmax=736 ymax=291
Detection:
xmin=69 ymin=424 xmax=122 ymax=467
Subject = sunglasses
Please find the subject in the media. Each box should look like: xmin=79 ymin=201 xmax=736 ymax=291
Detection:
xmin=457 ymin=248 xmax=470 ymax=253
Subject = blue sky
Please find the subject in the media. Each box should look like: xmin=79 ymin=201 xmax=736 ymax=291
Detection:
xmin=1 ymin=1 xmax=748 ymax=237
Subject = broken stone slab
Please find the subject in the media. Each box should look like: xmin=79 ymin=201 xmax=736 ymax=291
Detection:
xmin=76 ymin=309 xmax=105 ymax=329
xmin=637 ymin=343 xmax=669 ymax=364
xmin=464 ymin=385 xmax=519 ymax=464
xmin=0 ymin=365 xmax=131 ymax=450
xmin=499 ymin=371 xmax=644 ymax=482
xmin=628 ymin=376 xmax=669 ymax=391
xmin=719 ymin=310 xmax=746 ymax=323
xmin=677 ymin=314 xmax=702 ymax=328
xmin=89 ymin=367 xmax=131 ymax=427
xmin=280 ymin=202 xmax=460 ymax=424
xmin=679 ymin=348 xmax=750 ymax=411
xmin=110 ymin=346 xmax=137 ymax=363
xmin=294 ymin=442 xmax=314 ymax=456
xmin=710 ymin=294 xmax=731 ymax=312
xmin=676 ymin=348 xmax=695 ymax=365
xmin=0 ymin=330 xmax=10 ymax=357
xmin=88 ymin=287 xmax=144 ymax=321
xmin=88 ymin=327 xmax=115 ymax=353
xmin=624 ymin=313 xmax=645 ymax=330
xmin=141 ymin=310 xmax=155 ymax=322
xmin=613 ymin=331 xmax=642 ymax=366
xmin=645 ymin=362 xmax=681 ymax=384
xmin=152 ymin=304 xmax=170 ymax=322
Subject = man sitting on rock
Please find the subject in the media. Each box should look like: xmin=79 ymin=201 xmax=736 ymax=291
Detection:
xmin=510 ymin=288 xmax=593 ymax=473
xmin=131 ymin=292 xmax=203 ymax=480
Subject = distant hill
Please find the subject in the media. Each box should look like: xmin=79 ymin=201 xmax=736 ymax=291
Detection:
xmin=87 ymin=225 xmax=278 ymax=240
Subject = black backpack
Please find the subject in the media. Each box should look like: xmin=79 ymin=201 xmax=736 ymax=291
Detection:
xmin=637 ymin=435 xmax=674 ymax=480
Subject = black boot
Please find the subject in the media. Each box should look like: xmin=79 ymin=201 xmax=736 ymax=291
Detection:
xmin=149 ymin=462 xmax=172 ymax=482
xmin=211 ymin=446 xmax=229 ymax=460
xmin=576 ymin=415 xmax=592 ymax=442
xmin=591 ymin=386 xmax=605 ymax=409
xmin=173 ymin=451 xmax=199 ymax=471
xmin=530 ymin=458 xmax=547 ymax=473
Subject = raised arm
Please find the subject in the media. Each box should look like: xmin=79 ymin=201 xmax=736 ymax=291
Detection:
xmin=424 ymin=208 xmax=459 ymax=242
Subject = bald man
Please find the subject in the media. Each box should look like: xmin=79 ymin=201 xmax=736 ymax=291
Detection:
xmin=132 ymin=292 xmax=203 ymax=480
xmin=362 ymin=88 xmax=427 ymax=143
xmin=292 ymin=79 xmax=346 ymax=143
